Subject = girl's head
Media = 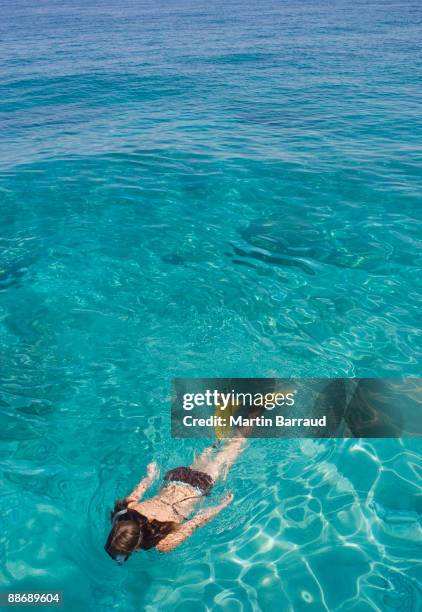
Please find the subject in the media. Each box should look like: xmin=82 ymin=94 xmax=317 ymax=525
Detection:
xmin=105 ymin=498 xmax=178 ymax=564
xmin=104 ymin=499 xmax=144 ymax=564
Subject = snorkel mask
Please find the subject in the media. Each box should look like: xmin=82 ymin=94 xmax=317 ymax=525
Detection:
xmin=109 ymin=551 xmax=129 ymax=566
xmin=105 ymin=508 xmax=143 ymax=565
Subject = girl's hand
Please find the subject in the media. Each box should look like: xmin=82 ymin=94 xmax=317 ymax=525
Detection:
xmin=147 ymin=461 xmax=159 ymax=480
xmin=196 ymin=492 xmax=234 ymax=522
xmin=220 ymin=492 xmax=234 ymax=508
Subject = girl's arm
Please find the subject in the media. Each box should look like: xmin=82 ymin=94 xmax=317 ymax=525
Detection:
xmin=156 ymin=493 xmax=234 ymax=552
xmin=126 ymin=462 xmax=159 ymax=503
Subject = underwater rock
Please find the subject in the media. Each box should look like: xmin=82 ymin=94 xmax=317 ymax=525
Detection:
xmin=161 ymin=253 xmax=186 ymax=266
xmin=238 ymin=216 xmax=392 ymax=274
xmin=0 ymin=258 xmax=30 ymax=290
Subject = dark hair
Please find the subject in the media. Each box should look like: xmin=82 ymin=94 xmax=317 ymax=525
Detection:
xmin=105 ymin=498 xmax=179 ymax=560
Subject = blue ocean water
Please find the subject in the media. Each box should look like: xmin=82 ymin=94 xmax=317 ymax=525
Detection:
xmin=0 ymin=0 xmax=421 ymax=610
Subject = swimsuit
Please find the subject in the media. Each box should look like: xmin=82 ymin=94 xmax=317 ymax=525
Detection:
xmin=160 ymin=467 xmax=214 ymax=520
xmin=163 ymin=466 xmax=214 ymax=495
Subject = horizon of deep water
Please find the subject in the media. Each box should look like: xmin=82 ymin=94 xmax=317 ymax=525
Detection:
xmin=0 ymin=0 xmax=421 ymax=610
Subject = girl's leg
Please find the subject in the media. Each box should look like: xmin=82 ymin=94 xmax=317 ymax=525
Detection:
xmin=191 ymin=438 xmax=247 ymax=481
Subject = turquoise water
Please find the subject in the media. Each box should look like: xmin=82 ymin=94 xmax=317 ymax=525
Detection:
xmin=1 ymin=0 xmax=421 ymax=610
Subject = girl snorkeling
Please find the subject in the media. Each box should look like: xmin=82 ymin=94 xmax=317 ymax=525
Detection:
xmin=105 ymin=438 xmax=246 ymax=563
